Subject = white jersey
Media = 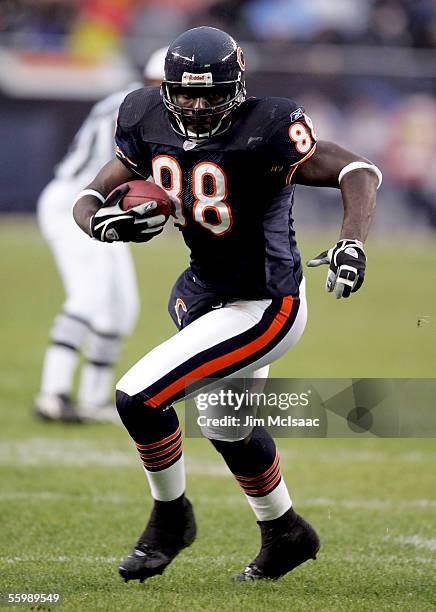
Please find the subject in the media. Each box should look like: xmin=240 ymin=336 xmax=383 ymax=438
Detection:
xmin=37 ymin=83 xmax=142 ymax=337
xmin=55 ymin=82 xmax=142 ymax=186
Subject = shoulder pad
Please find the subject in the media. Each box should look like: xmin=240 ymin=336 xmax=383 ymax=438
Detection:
xmin=256 ymin=97 xmax=304 ymax=125
xmin=117 ymin=86 xmax=162 ymax=130
xmin=226 ymin=97 xmax=304 ymax=149
xmin=236 ymin=96 xmax=304 ymax=128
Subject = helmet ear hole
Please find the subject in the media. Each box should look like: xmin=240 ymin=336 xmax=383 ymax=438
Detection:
xmin=162 ymin=26 xmax=246 ymax=141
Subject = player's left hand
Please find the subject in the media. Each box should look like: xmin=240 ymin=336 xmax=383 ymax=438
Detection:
xmin=307 ymin=239 xmax=366 ymax=299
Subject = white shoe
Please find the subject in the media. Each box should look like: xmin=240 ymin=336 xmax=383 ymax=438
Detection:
xmin=76 ymin=403 xmax=121 ymax=424
xmin=34 ymin=393 xmax=82 ymax=422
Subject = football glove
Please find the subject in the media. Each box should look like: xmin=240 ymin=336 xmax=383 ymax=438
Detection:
xmin=90 ymin=185 xmax=166 ymax=243
xmin=307 ymin=239 xmax=366 ymax=299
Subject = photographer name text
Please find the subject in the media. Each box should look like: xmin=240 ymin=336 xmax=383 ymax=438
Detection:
xmin=197 ymin=415 xmax=320 ymax=428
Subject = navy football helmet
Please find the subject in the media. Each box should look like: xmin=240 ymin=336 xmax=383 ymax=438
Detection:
xmin=162 ymin=27 xmax=246 ymax=141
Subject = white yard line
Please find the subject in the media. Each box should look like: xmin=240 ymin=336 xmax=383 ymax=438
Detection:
xmin=385 ymin=535 xmax=436 ymax=552
xmin=0 ymin=554 xmax=229 ymax=565
xmin=280 ymin=449 xmax=436 ymax=463
xmin=300 ymin=497 xmax=436 ymax=510
xmin=195 ymin=495 xmax=436 ymax=510
xmin=0 ymin=438 xmax=436 ymax=468
xmin=1 ymin=491 xmax=435 ymax=511
xmin=0 ymin=555 xmax=119 ymax=564
xmin=0 ymin=491 xmax=129 ymax=503
xmin=0 ymin=439 xmax=228 ymax=471
xmin=0 ymin=438 xmax=135 ymax=467
xmin=0 ymin=438 xmax=435 ymax=468
xmin=1 ymin=552 xmax=434 ymax=569
xmin=337 ymin=553 xmax=436 ymax=569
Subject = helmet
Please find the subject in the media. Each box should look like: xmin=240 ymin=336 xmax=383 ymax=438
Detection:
xmin=162 ymin=26 xmax=246 ymax=141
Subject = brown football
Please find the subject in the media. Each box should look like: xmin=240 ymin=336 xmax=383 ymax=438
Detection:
xmin=116 ymin=180 xmax=174 ymax=220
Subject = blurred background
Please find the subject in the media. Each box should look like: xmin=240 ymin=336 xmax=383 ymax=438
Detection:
xmin=0 ymin=0 xmax=435 ymax=230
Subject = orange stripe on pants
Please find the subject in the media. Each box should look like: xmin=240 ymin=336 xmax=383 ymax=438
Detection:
xmin=144 ymin=296 xmax=293 ymax=408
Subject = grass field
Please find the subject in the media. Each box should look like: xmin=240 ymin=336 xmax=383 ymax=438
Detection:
xmin=0 ymin=218 xmax=435 ymax=611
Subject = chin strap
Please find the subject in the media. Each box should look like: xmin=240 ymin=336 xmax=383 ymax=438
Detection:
xmin=173 ymin=113 xmax=228 ymax=143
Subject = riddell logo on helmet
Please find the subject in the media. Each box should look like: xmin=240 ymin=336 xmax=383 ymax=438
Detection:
xmin=182 ymin=72 xmax=213 ymax=86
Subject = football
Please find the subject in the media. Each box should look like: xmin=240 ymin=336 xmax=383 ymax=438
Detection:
xmin=118 ymin=180 xmax=174 ymax=221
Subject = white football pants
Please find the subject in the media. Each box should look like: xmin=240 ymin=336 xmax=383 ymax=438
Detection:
xmin=117 ymin=280 xmax=307 ymax=421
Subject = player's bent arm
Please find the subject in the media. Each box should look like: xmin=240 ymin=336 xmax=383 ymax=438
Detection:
xmin=293 ymin=140 xmax=380 ymax=242
xmin=295 ymin=141 xmax=382 ymax=299
xmin=73 ymin=158 xmax=136 ymax=236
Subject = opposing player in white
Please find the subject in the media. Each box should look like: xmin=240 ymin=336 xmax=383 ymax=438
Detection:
xmin=34 ymin=48 xmax=167 ymax=422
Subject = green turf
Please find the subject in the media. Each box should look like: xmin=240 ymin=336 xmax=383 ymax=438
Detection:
xmin=0 ymin=218 xmax=435 ymax=611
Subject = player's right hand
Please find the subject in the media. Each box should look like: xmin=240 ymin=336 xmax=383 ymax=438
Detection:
xmin=90 ymin=185 xmax=164 ymax=243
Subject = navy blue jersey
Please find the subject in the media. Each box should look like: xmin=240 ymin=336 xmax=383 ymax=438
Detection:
xmin=115 ymin=86 xmax=317 ymax=299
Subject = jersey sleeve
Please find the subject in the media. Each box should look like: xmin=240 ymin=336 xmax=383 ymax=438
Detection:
xmin=268 ymin=103 xmax=317 ymax=185
xmin=115 ymin=126 xmax=147 ymax=177
xmin=114 ymin=92 xmax=151 ymax=178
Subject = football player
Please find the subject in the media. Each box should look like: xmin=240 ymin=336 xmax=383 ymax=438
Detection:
xmin=34 ymin=47 xmax=167 ymax=423
xmin=73 ymin=27 xmax=382 ymax=580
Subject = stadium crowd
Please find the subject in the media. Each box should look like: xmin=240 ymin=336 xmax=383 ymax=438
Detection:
xmin=0 ymin=0 xmax=434 ymax=50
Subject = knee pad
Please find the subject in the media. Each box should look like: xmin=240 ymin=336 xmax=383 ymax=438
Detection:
xmin=50 ymin=311 xmax=89 ymax=350
xmin=115 ymin=389 xmax=148 ymax=435
xmin=116 ymin=388 xmax=138 ymax=416
xmin=115 ymin=389 xmax=179 ymax=444
xmin=83 ymin=329 xmax=122 ymax=365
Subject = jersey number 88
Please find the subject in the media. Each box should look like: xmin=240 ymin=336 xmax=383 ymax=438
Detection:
xmin=152 ymin=155 xmax=232 ymax=236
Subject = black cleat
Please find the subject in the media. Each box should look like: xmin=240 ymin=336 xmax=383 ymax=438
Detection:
xmin=119 ymin=496 xmax=196 ymax=583
xmin=235 ymin=507 xmax=320 ymax=581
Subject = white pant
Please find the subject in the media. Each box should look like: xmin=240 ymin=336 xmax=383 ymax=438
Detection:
xmin=38 ymin=178 xmax=139 ymax=335
xmin=117 ymin=280 xmax=307 ymax=407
